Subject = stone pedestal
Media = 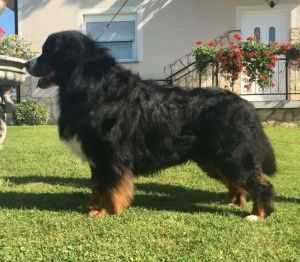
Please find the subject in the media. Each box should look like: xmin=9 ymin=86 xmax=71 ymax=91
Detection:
xmin=0 ymin=55 xmax=27 ymax=144
xmin=0 ymin=55 xmax=26 ymax=86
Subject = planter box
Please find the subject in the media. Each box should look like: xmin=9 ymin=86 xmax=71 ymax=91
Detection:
xmin=0 ymin=55 xmax=27 ymax=87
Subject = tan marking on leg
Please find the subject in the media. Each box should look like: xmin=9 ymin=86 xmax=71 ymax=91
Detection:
xmin=251 ymin=199 xmax=266 ymax=220
xmin=214 ymin=169 xmax=248 ymax=208
xmin=245 ymin=200 xmax=264 ymax=222
xmin=88 ymin=168 xmax=134 ymax=217
xmin=250 ymin=171 xmax=274 ymax=220
xmin=237 ymin=191 xmax=247 ymax=208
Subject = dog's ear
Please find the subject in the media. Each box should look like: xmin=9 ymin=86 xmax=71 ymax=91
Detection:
xmin=84 ymin=43 xmax=116 ymax=68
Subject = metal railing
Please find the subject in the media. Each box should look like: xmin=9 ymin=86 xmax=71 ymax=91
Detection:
xmin=162 ymin=29 xmax=300 ymax=100
xmin=163 ymin=56 xmax=300 ymax=100
xmin=163 ymin=30 xmax=241 ymax=78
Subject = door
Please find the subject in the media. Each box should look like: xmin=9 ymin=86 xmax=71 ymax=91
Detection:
xmin=240 ymin=11 xmax=289 ymax=101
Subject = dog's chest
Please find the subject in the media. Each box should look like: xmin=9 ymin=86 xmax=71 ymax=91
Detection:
xmin=63 ymin=136 xmax=87 ymax=161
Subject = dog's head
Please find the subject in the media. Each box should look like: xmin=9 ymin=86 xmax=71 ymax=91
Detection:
xmin=26 ymin=31 xmax=98 ymax=89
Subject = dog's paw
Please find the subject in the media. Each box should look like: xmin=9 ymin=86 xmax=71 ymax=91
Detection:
xmin=245 ymin=215 xmax=261 ymax=222
xmin=88 ymin=209 xmax=108 ymax=218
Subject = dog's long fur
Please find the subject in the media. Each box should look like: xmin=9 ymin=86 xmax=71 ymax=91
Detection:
xmin=26 ymin=31 xmax=277 ymax=219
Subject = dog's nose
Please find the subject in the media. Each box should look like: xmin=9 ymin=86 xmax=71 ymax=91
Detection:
xmin=24 ymin=59 xmax=36 ymax=73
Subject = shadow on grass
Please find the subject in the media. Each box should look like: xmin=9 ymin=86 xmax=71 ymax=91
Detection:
xmin=2 ymin=177 xmax=298 ymax=216
xmin=0 ymin=192 xmax=89 ymax=213
xmin=6 ymin=176 xmax=90 ymax=188
xmin=7 ymin=176 xmax=300 ymax=204
xmin=134 ymin=183 xmax=249 ymax=217
xmin=0 ymin=180 xmax=249 ymax=217
xmin=275 ymin=195 xmax=300 ymax=204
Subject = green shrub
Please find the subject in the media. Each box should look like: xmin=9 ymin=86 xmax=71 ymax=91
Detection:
xmin=15 ymin=100 xmax=48 ymax=125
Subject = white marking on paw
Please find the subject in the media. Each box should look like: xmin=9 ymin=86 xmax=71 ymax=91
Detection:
xmin=245 ymin=215 xmax=260 ymax=222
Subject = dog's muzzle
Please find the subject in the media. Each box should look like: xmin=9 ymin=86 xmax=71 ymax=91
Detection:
xmin=25 ymin=58 xmax=56 ymax=89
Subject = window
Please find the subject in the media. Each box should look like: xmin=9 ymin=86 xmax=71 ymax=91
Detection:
xmin=269 ymin=27 xmax=276 ymax=43
xmin=254 ymin=27 xmax=261 ymax=42
xmin=84 ymin=15 xmax=137 ymax=62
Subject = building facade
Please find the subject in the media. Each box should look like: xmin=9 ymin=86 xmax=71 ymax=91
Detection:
xmin=16 ymin=0 xmax=300 ymax=121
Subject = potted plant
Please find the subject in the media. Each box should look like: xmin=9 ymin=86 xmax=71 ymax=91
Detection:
xmin=217 ymin=43 xmax=243 ymax=87
xmin=240 ymin=36 xmax=277 ymax=88
xmin=193 ymin=40 xmax=218 ymax=74
xmin=193 ymin=34 xmax=282 ymax=88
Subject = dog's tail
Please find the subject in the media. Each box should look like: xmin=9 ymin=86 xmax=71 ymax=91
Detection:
xmin=262 ymin=134 xmax=277 ymax=176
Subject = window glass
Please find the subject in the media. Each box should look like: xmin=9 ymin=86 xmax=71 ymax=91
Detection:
xmin=254 ymin=27 xmax=261 ymax=42
xmin=86 ymin=20 xmax=135 ymax=60
xmin=269 ymin=27 xmax=276 ymax=43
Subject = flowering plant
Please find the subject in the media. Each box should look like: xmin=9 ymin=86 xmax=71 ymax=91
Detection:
xmin=283 ymin=44 xmax=300 ymax=67
xmin=0 ymin=33 xmax=35 ymax=59
xmin=217 ymin=43 xmax=243 ymax=86
xmin=193 ymin=41 xmax=218 ymax=74
xmin=193 ymin=34 xmax=282 ymax=87
xmin=240 ymin=37 xmax=277 ymax=87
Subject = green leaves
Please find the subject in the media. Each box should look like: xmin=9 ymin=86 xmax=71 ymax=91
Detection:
xmin=240 ymin=40 xmax=277 ymax=87
xmin=15 ymin=100 xmax=48 ymax=125
xmin=193 ymin=42 xmax=217 ymax=74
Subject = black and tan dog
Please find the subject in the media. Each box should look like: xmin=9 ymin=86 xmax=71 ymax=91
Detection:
xmin=26 ymin=31 xmax=277 ymax=221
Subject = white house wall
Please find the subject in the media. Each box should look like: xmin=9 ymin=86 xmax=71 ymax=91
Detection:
xmin=19 ymin=0 xmax=300 ymax=80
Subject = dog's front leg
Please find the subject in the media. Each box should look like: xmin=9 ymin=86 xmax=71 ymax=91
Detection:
xmin=88 ymin=164 xmax=134 ymax=217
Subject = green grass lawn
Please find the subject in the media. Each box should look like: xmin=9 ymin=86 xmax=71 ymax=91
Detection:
xmin=0 ymin=126 xmax=299 ymax=261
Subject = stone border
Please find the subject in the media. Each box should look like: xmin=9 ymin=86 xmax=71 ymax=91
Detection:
xmin=252 ymin=100 xmax=300 ymax=109
xmin=262 ymin=121 xmax=300 ymax=128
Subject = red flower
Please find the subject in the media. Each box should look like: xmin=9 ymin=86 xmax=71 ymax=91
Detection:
xmin=230 ymin=44 xmax=240 ymax=49
xmin=247 ymin=51 xmax=256 ymax=58
xmin=208 ymin=40 xmax=216 ymax=47
xmin=233 ymin=33 xmax=242 ymax=41
xmin=279 ymin=43 xmax=292 ymax=53
xmin=0 ymin=27 xmax=5 ymax=38
xmin=196 ymin=40 xmax=203 ymax=46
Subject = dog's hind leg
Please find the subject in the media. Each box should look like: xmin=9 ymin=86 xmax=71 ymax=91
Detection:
xmin=88 ymin=165 xmax=134 ymax=217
